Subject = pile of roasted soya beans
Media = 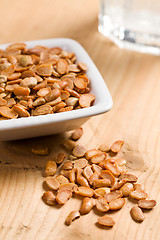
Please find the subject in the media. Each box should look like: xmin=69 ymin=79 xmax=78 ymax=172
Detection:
xmin=31 ymin=127 xmax=156 ymax=228
xmin=0 ymin=43 xmax=95 ymax=120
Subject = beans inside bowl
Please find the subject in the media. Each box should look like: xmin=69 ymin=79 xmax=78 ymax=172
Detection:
xmin=0 ymin=42 xmax=95 ymax=120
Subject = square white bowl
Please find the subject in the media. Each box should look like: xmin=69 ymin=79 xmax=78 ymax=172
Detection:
xmin=0 ymin=38 xmax=113 ymax=141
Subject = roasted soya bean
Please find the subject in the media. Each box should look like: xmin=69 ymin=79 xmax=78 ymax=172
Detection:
xmin=109 ymin=198 xmax=125 ymax=210
xmin=60 ymin=169 xmax=71 ymax=179
xmin=56 ymin=190 xmax=72 ymax=204
xmin=31 ymin=146 xmax=49 ymax=155
xmin=83 ymin=166 xmax=93 ymax=181
xmin=76 ymin=174 xmax=90 ymax=187
xmin=129 ymin=190 xmax=148 ymax=200
xmin=58 ymin=183 xmax=77 ymax=193
xmin=111 ymin=179 xmax=127 ymax=191
xmin=85 ymin=149 xmax=101 ymax=160
xmin=120 ymin=183 xmax=134 ymax=197
xmin=79 ymin=93 xmax=95 ymax=108
xmin=74 ymin=158 xmax=88 ymax=169
xmin=100 ymin=170 xmax=115 ymax=187
xmin=44 ymin=160 xmax=57 ymax=176
xmin=69 ymin=168 xmax=77 ymax=183
xmin=42 ymin=191 xmax=56 ymax=206
xmin=92 ymin=164 xmax=102 ymax=173
xmin=130 ymin=206 xmax=145 ymax=222
xmin=54 ymin=152 xmax=66 ymax=164
xmin=90 ymin=152 xmax=106 ymax=164
xmin=94 ymin=187 xmax=110 ymax=198
xmin=104 ymin=190 xmax=122 ymax=203
xmin=97 ymin=216 xmax=115 ymax=227
xmin=79 ymin=197 xmax=94 ymax=215
xmin=89 ymin=172 xmax=100 ymax=184
xmin=45 ymin=176 xmax=60 ymax=190
xmin=93 ymin=179 xmax=111 ymax=189
xmin=98 ymin=144 xmax=111 ymax=152
xmin=119 ymin=173 xmax=138 ymax=183
xmin=12 ymin=104 xmax=30 ymax=117
xmin=72 ymin=145 xmax=86 ymax=157
xmin=71 ymin=127 xmax=83 ymax=140
xmin=110 ymin=140 xmax=124 ymax=153
xmin=74 ymin=186 xmax=94 ymax=197
xmin=62 ymin=161 xmax=73 ymax=170
xmin=133 ymin=183 xmax=144 ymax=191
xmin=56 ymin=175 xmax=69 ymax=185
xmin=138 ymin=200 xmax=156 ymax=209
xmin=65 ymin=211 xmax=80 ymax=226
xmin=96 ymin=196 xmax=109 ymax=212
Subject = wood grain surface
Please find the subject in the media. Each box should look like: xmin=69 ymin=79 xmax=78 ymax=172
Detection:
xmin=0 ymin=0 xmax=160 ymax=239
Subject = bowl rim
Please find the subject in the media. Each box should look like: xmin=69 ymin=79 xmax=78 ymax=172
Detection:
xmin=0 ymin=38 xmax=113 ymax=131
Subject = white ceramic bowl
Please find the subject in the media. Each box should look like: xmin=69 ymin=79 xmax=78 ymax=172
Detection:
xmin=0 ymin=38 xmax=113 ymax=141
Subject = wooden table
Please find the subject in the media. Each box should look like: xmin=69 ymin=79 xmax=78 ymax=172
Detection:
xmin=0 ymin=0 xmax=160 ymax=239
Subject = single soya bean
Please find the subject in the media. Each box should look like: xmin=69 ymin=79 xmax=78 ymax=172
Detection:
xmin=71 ymin=127 xmax=83 ymax=140
xmin=130 ymin=206 xmax=145 ymax=222
xmin=42 ymin=191 xmax=56 ymax=206
xmin=37 ymin=87 xmax=51 ymax=97
xmin=33 ymin=79 xmax=47 ymax=90
xmin=85 ymin=149 xmax=101 ymax=160
xmin=96 ymin=197 xmax=109 ymax=212
xmin=32 ymin=97 xmax=46 ymax=107
xmin=36 ymin=64 xmax=53 ymax=76
xmin=21 ymin=69 xmax=35 ymax=78
xmin=120 ymin=183 xmax=134 ymax=197
xmin=91 ymin=152 xmax=106 ymax=164
xmin=62 ymin=139 xmax=77 ymax=151
xmin=13 ymin=85 xmax=30 ymax=96
xmin=1 ymin=64 xmax=15 ymax=75
xmin=62 ymin=161 xmax=73 ymax=170
xmin=20 ymin=77 xmax=37 ymax=88
xmin=0 ymin=96 xmax=7 ymax=106
xmin=60 ymin=170 xmax=71 ymax=179
xmin=79 ymin=197 xmax=94 ymax=215
xmin=56 ymin=59 xmax=68 ymax=75
xmin=32 ymin=104 xmax=53 ymax=116
xmin=45 ymin=89 xmax=60 ymax=102
xmin=58 ymin=183 xmax=77 ymax=193
xmin=65 ymin=87 xmax=80 ymax=98
xmin=129 ymin=190 xmax=148 ymax=200
xmin=110 ymin=140 xmax=124 ymax=153
xmin=104 ymin=190 xmax=123 ymax=203
xmin=138 ymin=200 xmax=156 ymax=209
xmin=69 ymin=168 xmax=77 ymax=183
xmin=94 ymin=187 xmax=110 ymax=198
xmin=83 ymin=166 xmax=93 ymax=181
xmin=52 ymin=101 xmax=66 ymax=112
xmin=111 ymin=179 xmax=127 ymax=191
xmin=54 ymin=152 xmax=66 ymax=164
xmin=12 ymin=104 xmax=30 ymax=117
xmin=92 ymin=164 xmax=103 ymax=173
xmin=79 ymin=93 xmax=95 ymax=108
xmin=93 ymin=179 xmax=111 ymax=189
xmin=56 ymin=175 xmax=69 ymax=185
xmin=98 ymin=144 xmax=111 ymax=152
xmin=76 ymin=174 xmax=90 ymax=187
xmin=7 ymin=72 xmax=21 ymax=80
xmin=74 ymin=158 xmax=88 ymax=169
xmin=100 ymin=170 xmax=115 ymax=187
xmin=109 ymin=198 xmax=125 ymax=210
xmin=115 ymin=162 xmax=127 ymax=175
xmin=119 ymin=173 xmax=138 ymax=183
xmin=68 ymin=64 xmax=80 ymax=73
xmin=115 ymin=158 xmax=126 ymax=166
xmin=89 ymin=172 xmax=100 ymax=185
xmin=97 ymin=216 xmax=115 ymax=227
xmin=65 ymin=97 xmax=78 ymax=106
xmin=72 ymin=145 xmax=86 ymax=158
xmin=74 ymin=78 xmax=87 ymax=89
xmin=0 ymin=106 xmax=18 ymax=119
xmin=74 ymin=186 xmax=94 ymax=197
xmin=78 ymin=62 xmax=88 ymax=71
xmin=56 ymin=105 xmax=73 ymax=112
xmin=31 ymin=146 xmax=49 ymax=155
xmin=7 ymin=55 xmax=17 ymax=65
xmin=56 ymin=190 xmax=72 ymax=204
xmin=6 ymin=98 xmax=16 ymax=108
xmin=104 ymin=162 xmax=120 ymax=177
xmin=19 ymin=55 xmax=33 ymax=67
xmin=60 ymin=90 xmax=70 ymax=100
xmin=63 ymin=78 xmax=74 ymax=89
xmin=44 ymin=160 xmax=57 ymax=176
xmin=45 ymin=176 xmax=60 ymax=190
xmin=133 ymin=183 xmax=144 ymax=191
xmin=65 ymin=211 xmax=80 ymax=226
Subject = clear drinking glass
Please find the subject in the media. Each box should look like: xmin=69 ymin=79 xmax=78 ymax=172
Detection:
xmin=99 ymin=0 xmax=160 ymax=55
